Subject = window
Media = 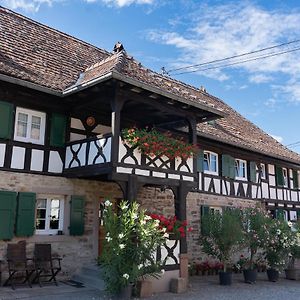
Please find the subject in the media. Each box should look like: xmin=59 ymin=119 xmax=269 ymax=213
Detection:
xmin=203 ymin=151 xmax=218 ymax=174
xmin=260 ymin=163 xmax=266 ymax=179
xmin=14 ymin=107 xmax=46 ymax=145
xmin=282 ymin=168 xmax=288 ymax=187
xmin=36 ymin=198 xmax=64 ymax=235
xmin=235 ymin=159 xmax=247 ymax=179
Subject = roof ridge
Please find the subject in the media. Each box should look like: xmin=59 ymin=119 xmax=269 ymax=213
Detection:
xmin=124 ymin=55 xmax=227 ymax=108
xmin=0 ymin=5 xmax=110 ymax=57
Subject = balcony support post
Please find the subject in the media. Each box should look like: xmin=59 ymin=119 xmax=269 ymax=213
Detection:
xmin=110 ymin=83 xmax=124 ymax=164
xmin=187 ymin=117 xmax=197 ymax=174
xmin=174 ymin=182 xmax=189 ymax=254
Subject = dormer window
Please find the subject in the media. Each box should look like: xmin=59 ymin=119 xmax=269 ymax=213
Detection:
xmin=14 ymin=107 xmax=46 ymax=145
xmin=203 ymin=151 xmax=218 ymax=174
xmin=235 ymin=159 xmax=247 ymax=180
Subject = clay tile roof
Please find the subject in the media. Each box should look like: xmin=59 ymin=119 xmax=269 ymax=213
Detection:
xmin=0 ymin=6 xmax=110 ymax=91
xmin=1 ymin=6 xmax=300 ymax=165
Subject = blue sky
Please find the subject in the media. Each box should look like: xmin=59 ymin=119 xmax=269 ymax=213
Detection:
xmin=1 ymin=0 xmax=300 ymax=152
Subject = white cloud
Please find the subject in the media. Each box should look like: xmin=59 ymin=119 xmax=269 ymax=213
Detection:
xmin=264 ymin=98 xmax=277 ymax=108
xmin=85 ymin=0 xmax=155 ymax=7
xmin=147 ymin=2 xmax=300 ymax=102
xmin=0 ymin=0 xmax=58 ymax=12
xmin=270 ymin=134 xmax=283 ymax=143
xmin=249 ymin=74 xmax=273 ymax=84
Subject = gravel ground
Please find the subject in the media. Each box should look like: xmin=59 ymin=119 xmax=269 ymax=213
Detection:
xmin=1 ymin=273 xmax=300 ymax=300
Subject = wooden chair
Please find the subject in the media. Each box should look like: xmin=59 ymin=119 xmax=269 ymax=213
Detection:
xmin=33 ymin=244 xmax=62 ymax=287
xmin=4 ymin=241 xmax=34 ymax=289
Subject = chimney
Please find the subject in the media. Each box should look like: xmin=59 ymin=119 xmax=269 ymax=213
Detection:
xmin=113 ymin=42 xmax=124 ymax=53
xmin=200 ymin=86 xmax=206 ymax=93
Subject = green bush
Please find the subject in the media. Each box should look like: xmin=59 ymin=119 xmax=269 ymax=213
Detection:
xmin=100 ymin=200 xmax=167 ymax=294
xmin=201 ymin=208 xmax=243 ymax=272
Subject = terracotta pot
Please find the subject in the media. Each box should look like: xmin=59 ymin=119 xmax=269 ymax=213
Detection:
xmin=136 ymin=279 xmax=152 ymax=298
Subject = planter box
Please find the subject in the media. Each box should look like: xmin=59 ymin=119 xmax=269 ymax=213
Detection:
xmin=136 ymin=279 xmax=152 ymax=298
xmin=285 ymin=269 xmax=300 ymax=280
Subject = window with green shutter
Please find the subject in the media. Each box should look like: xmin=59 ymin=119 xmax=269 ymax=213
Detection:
xmin=275 ymin=208 xmax=285 ymax=221
xmin=70 ymin=195 xmax=85 ymax=236
xmin=197 ymin=150 xmax=204 ymax=172
xmin=275 ymin=166 xmax=284 ymax=186
xmin=15 ymin=192 xmax=36 ymax=237
xmin=50 ymin=113 xmax=67 ymax=147
xmin=249 ymin=161 xmax=257 ymax=183
xmin=0 ymin=191 xmax=17 ymax=240
xmin=222 ymin=154 xmax=235 ymax=179
xmin=0 ymin=101 xmax=14 ymax=139
xmin=293 ymin=170 xmax=299 ymax=189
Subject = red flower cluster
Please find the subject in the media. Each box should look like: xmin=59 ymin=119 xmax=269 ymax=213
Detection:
xmin=149 ymin=214 xmax=192 ymax=238
xmin=122 ymin=128 xmax=198 ymax=160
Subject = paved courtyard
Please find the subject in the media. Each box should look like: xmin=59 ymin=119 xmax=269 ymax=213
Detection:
xmin=0 ymin=273 xmax=300 ymax=300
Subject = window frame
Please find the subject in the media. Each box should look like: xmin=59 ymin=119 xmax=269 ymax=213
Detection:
xmin=282 ymin=167 xmax=289 ymax=187
xmin=14 ymin=107 xmax=46 ymax=145
xmin=203 ymin=151 xmax=219 ymax=175
xmin=260 ymin=163 xmax=266 ymax=180
xmin=235 ymin=158 xmax=247 ymax=180
xmin=35 ymin=197 xmax=64 ymax=235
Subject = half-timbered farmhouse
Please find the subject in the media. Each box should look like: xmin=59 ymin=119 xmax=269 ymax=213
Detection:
xmin=0 ymin=6 xmax=300 ymax=289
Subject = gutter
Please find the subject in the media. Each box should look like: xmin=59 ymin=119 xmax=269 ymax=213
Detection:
xmin=0 ymin=73 xmax=62 ymax=97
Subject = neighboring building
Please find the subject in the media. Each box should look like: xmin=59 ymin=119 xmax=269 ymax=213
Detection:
xmin=0 ymin=6 xmax=300 ymax=285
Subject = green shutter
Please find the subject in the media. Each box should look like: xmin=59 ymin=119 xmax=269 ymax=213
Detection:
xmin=293 ymin=170 xmax=299 ymax=189
xmin=275 ymin=166 xmax=284 ymax=186
xmin=0 ymin=101 xmax=14 ymax=139
xmin=15 ymin=192 xmax=36 ymax=237
xmin=0 ymin=191 xmax=17 ymax=240
xmin=222 ymin=154 xmax=235 ymax=179
xmin=250 ymin=161 xmax=257 ymax=182
xmin=297 ymin=210 xmax=300 ymax=221
xmin=197 ymin=150 xmax=204 ymax=172
xmin=275 ymin=208 xmax=284 ymax=220
xmin=201 ymin=205 xmax=210 ymax=236
xmin=70 ymin=195 xmax=85 ymax=236
xmin=50 ymin=113 xmax=67 ymax=147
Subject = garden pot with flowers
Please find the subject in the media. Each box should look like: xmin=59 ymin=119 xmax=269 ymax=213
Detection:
xmin=100 ymin=200 xmax=168 ymax=299
xmin=264 ymin=218 xmax=297 ymax=282
xmin=285 ymin=222 xmax=300 ymax=280
xmin=122 ymin=127 xmax=198 ymax=160
xmin=201 ymin=208 xmax=244 ymax=285
xmin=241 ymin=207 xmax=270 ymax=284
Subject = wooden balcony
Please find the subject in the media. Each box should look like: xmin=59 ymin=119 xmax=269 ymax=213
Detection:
xmin=63 ymin=135 xmax=197 ymax=184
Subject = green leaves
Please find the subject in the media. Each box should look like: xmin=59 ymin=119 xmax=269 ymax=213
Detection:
xmin=100 ymin=200 xmax=167 ymax=294
xmin=201 ymin=208 xmax=243 ymax=271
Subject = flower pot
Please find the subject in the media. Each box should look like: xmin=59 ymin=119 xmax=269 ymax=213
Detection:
xmin=243 ymin=269 xmax=257 ymax=284
xmin=285 ymin=268 xmax=298 ymax=280
xmin=136 ymin=279 xmax=152 ymax=298
xmin=115 ymin=284 xmax=133 ymax=300
xmin=219 ymin=271 xmax=232 ymax=285
xmin=267 ymin=268 xmax=279 ymax=282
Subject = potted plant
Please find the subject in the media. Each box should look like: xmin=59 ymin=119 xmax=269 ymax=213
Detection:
xmin=122 ymin=127 xmax=198 ymax=160
xmin=241 ymin=207 xmax=270 ymax=283
xmin=100 ymin=200 xmax=167 ymax=299
xmin=264 ymin=218 xmax=296 ymax=282
xmin=285 ymin=222 xmax=300 ymax=280
xmin=201 ymin=208 xmax=243 ymax=285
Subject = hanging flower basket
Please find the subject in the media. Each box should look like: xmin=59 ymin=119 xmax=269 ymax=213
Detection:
xmin=122 ymin=128 xmax=198 ymax=159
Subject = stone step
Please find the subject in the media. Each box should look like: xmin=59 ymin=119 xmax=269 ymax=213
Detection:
xmin=72 ymin=273 xmax=106 ymax=291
